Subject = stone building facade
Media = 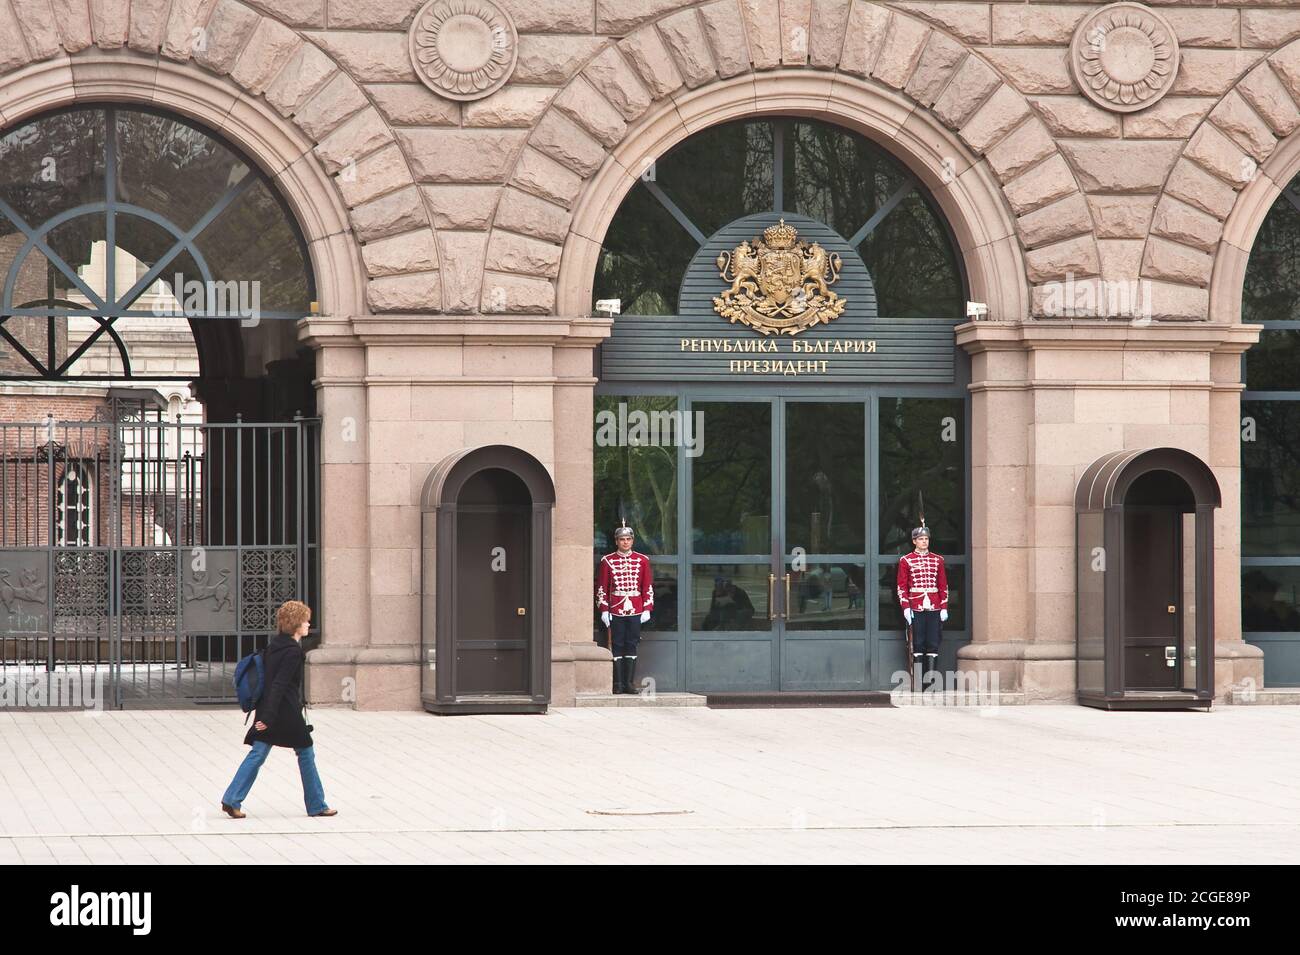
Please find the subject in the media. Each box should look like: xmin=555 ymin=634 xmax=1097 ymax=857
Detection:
xmin=5 ymin=0 xmax=1300 ymax=707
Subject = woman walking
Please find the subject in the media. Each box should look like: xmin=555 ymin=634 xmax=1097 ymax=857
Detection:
xmin=220 ymin=600 xmax=337 ymax=818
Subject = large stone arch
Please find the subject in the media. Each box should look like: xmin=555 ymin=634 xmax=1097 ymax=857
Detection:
xmin=0 ymin=0 xmax=439 ymax=317
xmin=1138 ymin=37 xmax=1300 ymax=322
xmin=482 ymin=0 xmax=1100 ymax=322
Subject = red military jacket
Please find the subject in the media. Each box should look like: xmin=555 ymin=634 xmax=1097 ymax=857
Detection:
xmin=597 ymin=550 xmax=655 ymax=617
xmin=897 ymin=549 xmax=949 ymax=613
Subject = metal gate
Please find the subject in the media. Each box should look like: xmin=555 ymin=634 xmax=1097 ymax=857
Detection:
xmin=0 ymin=410 xmax=320 ymax=708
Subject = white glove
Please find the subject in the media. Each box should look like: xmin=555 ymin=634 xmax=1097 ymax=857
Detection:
xmin=940 ymin=609 xmax=948 ymax=623
xmin=601 ymin=612 xmax=610 ymax=628
xmin=903 ymin=608 xmax=913 ymax=626
xmin=640 ymin=610 xmax=650 ymax=624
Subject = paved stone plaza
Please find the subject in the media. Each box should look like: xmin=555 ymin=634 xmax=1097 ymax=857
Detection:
xmin=1 ymin=704 xmax=1296 ymax=864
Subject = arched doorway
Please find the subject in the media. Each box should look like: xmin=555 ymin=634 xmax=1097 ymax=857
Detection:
xmin=421 ymin=446 xmax=555 ymax=714
xmin=591 ymin=116 xmax=970 ymax=694
xmin=0 ymin=105 xmax=321 ymax=706
xmin=1076 ymin=448 xmax=1221 ymax=709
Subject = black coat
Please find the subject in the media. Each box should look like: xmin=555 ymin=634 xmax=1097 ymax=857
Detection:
xmin=244 ymin=633 xmax=313 ymax=750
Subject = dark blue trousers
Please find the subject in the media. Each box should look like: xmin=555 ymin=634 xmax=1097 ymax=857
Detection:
xmin=912 ymin=610 xmax=942 ymax=653
xmin=611 ymin=614 xmax=642 ymax=656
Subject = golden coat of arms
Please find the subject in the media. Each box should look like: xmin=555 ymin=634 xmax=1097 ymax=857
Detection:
xmin=712 ymin=219 xmax=845 ymax=336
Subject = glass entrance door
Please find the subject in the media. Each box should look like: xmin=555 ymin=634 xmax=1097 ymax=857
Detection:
xmin=687 ymin=399 xmax=868 ymax=691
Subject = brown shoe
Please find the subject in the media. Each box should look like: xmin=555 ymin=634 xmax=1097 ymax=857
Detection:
xmin=309 ymin=808 xmax=338 ymax=817
xmin=221 ymin=803 xmax=246 ymax=819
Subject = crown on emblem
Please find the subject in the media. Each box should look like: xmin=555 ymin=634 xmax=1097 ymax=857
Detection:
xmin=763 ymin=218 xmax=798 ymax=249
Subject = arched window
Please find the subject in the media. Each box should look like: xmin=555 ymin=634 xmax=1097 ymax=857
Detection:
xmin=1242 ymin=175 xmax=1300 ymax=685
xmin=0 ymin=106 xmax=314 ymax=380
xmin=592 ymin=117 xmax=965 ymax=317
xmin=56 ymin=461 xmax=93 ymax=546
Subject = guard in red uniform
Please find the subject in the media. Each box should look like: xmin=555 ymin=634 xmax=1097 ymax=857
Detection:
xmin=897 ymin=525 xmax=949 ymax=688
xmin=597 ymin=524 xmax=654 ymax=694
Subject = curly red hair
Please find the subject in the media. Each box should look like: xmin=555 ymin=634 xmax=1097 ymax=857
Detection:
xmin=276 ymin=600 xmax=312 ymax=635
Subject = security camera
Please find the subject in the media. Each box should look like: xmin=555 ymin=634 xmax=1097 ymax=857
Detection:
xmin=966 ymin=301 xmax=989 ymax=320
xmin=595 ymin=298 xmax=621 ymax=317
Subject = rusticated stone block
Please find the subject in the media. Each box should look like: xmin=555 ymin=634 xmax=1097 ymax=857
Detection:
xmin=0 ymin=3 xmax=29 ymax=71
xmin=328 ymin=0 xmax=421 ymax=29
xmin=1002 ymin=153 xmax=1077 ymax=216
xmin=350 ymin=185 xmax=427 ymax=241
xmin=871 ymin=13 xmax=929 ymax=90
xmin=1164 ymin=158 xmax=1236 ymax=221
xmin=531 ymin=110 xmax=607 ymax=177
xmin=304 ymin=30 xmax=415 ymax=82
xmin=439 ymin=232 xmax=490 ymax=312
xmin=315 ymin=107 xmax=392 ymax=173
xmin=264 ymin=41 xmax=336 ymax=116
xmin=582 ymin=47 xmax=653 ymax=123
xmin=1241 ymin=10 xmax=1300 ymax=49
xmin=293 ymin=72 xmax=368 ymax=141
xmin=1142 ymin=236 xmax=1212 ymax=286
xmin=979 ymin=47 xmax=1074 ymax=95
xmin=125 ymin=0 xmax=170 ymax=53
xmin=514 ymin=36 xmax=605 ymax=85
xmin=1150 ymin=195 xmax=1224 ymax=253
xmin=498 ymin=0 xmax=594 ymax=34
xmin=698 ymin=0 xmax=749 ymax=78
xmin=49 ymin=0 xmax=94 ymax=53
xmin=1209 ymin=90 xmax=1278 ymax=164
xmin=1030 ymin=96 xmax=1119 ymax=138
xmin=193 ymin=0 xmax=260 ymax=75
xmin=1057 ymin=140 xmax=1183 ymax=193
xmin=1143 ymin=280 xmax=1208 ymax=322
xmin=1184 ymin=122 xmax=1252 ymax=187
xmin=932 ymin=54 xmax=1000 ymax=129
xmin=619 ymin=27 xmax=683 ymax=98
xmin=991 ymin=4 xmax=1087 ymax=45
xmin=512 ymin=147 xmax=585 ymax=206
xmin=984 ymin=117 xmax=1055 ymax=182
xmin=495 ymin=188 xmax=573 ymax=244
xmin=1017 ymin=191 xmax=1091 ymax=249
xmin=230 ymin=17 xmax=300 ymax=94
xmin=896 ymin=1 xmax=990 ymax=45
xmin=1088 ymin=195 xmax=1156 ymax=239
xmin=245 ymin=0 xmax=325 ymax=28
xmin=1171 ymin=50 xmax=1263 ymax=97
xmin=780 ymin=0 xmax=811 ymax=66
xmin=740 ymin=0 xmax=782 ymax=70
xmin=362 ymin=230 xmax=438 ymax=278
xmin=1096 ymin=238 xmax=1144 ymax=284
xmin=1237 ymin=63 xmax=1300 ymax=138
xmin=367 ymin=271 xmax=442 ymax=313
xmin=367 ymin=83 xmax=460 ymax=126
xmin=481 ymin=272 xmax=556 ymax=314
xmin=463 ymin=87 xmax=555 ymax=129
xmin=1270 ymin=39 xmax=1300 ymax=108
xmin=597 ymin=0 xmax=690 ymax=34
xmin=161 ymin=0 xmax=215 ymax=61
xmin=92 ymin=0 xmax=130 ymax=48
xmin=422 ymin=185 xmax=501 ymax=231
xmin=1025 ymin=234 xmax=1099 ymax=283
xmin=808 ymin=0 xmax=852 ymax=69
xmin=335 ymin=144 xmax=414 ymax=208
xmin=397 ymin=129 xmax=526 ymax=183
xmin=904 ymin=30 xmax=965 ymax=108
xmin=486 ymin=231 xmax=562 ymax=279
xmin=1121 ymin=97 xmax=1215 ymax=139
xmin=959 ymin=84 xmax=1030 ymax=154
xmin=553 ymin=80 xmax=626 ymax=148
xmin=1163 ymin=8 xmax=1238 ymax=49
xmin=658 ymin=8 xmax=718 ymax=89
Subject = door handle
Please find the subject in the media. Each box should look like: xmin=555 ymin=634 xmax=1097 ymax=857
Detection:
xmin=1166 ymin=605 xmax=1176 ymax=614
xmin=784 ymin=574 xmax=792 ymax=620
xmin=517 ymin=607 xmax=526 ymax=616
xmin=768 ymin=574 xmax=776 ymax=620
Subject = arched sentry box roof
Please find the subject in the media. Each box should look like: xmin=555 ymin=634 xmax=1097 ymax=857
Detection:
xmin=1075 ymin=448 xmax=1222 ymax=512
xmin=421 ymin=445 xmax=556 ymax=511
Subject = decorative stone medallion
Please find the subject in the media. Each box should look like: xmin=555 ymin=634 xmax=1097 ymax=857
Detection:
xmin=1069 ymin=2 xmax=1180 ymax=114
xmin=408 ymin=0 xmax=518 ymax=102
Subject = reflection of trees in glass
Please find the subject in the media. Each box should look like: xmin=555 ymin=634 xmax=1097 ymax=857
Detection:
xmin=1243 ymin=184 xmax=1300 ymax=324
xmin=691 ymin=402 xmax=771 ymax=554
xmin=593 ymin=395 xmax=678 ymax=554
xmin=1245 ymin=330 xmax=1300 ymax=391
xmin=1242 ymin=401 xmax=1300 ymax=558
xmin=592 ymin=117 xmax=963 ymax=318
xmin=785 ymin=403 xmax=864 ymax=554
xmin=878 ymin=398 xmax=964 ymax=554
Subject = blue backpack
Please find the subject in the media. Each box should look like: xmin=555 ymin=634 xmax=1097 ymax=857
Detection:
xmin=233 ymin=650 xmax=265 ymax=719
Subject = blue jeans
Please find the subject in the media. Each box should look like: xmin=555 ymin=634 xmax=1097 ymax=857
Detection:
xmin=222 ymin=741 xmax=329 ymax=815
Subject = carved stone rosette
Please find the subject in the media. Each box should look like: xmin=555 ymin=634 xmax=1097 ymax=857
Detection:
xmin=408 ymin=0 xmax=518 ymax=102
xmin=1069 ymin=2 xmax=1180 ymax=114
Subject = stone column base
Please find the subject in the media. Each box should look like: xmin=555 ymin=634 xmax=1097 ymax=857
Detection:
xmin=1214 ymin=641 xmax=1265 ymax=698
xmin=306 ymin=644 xmax=421 ymax=711
xmin=957 ymin=642 xmax=1076 ymax=703
xmin=551 ymin=640 xmax=614 ymax=706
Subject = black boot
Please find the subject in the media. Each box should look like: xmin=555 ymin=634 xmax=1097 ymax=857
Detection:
xmin=612 ymin=657 xmax=624 ymax=694
xmin=625 ymin=656 xmax=639 ymax=696
xmin=924 ymin=653 xmax=939 ymax=691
